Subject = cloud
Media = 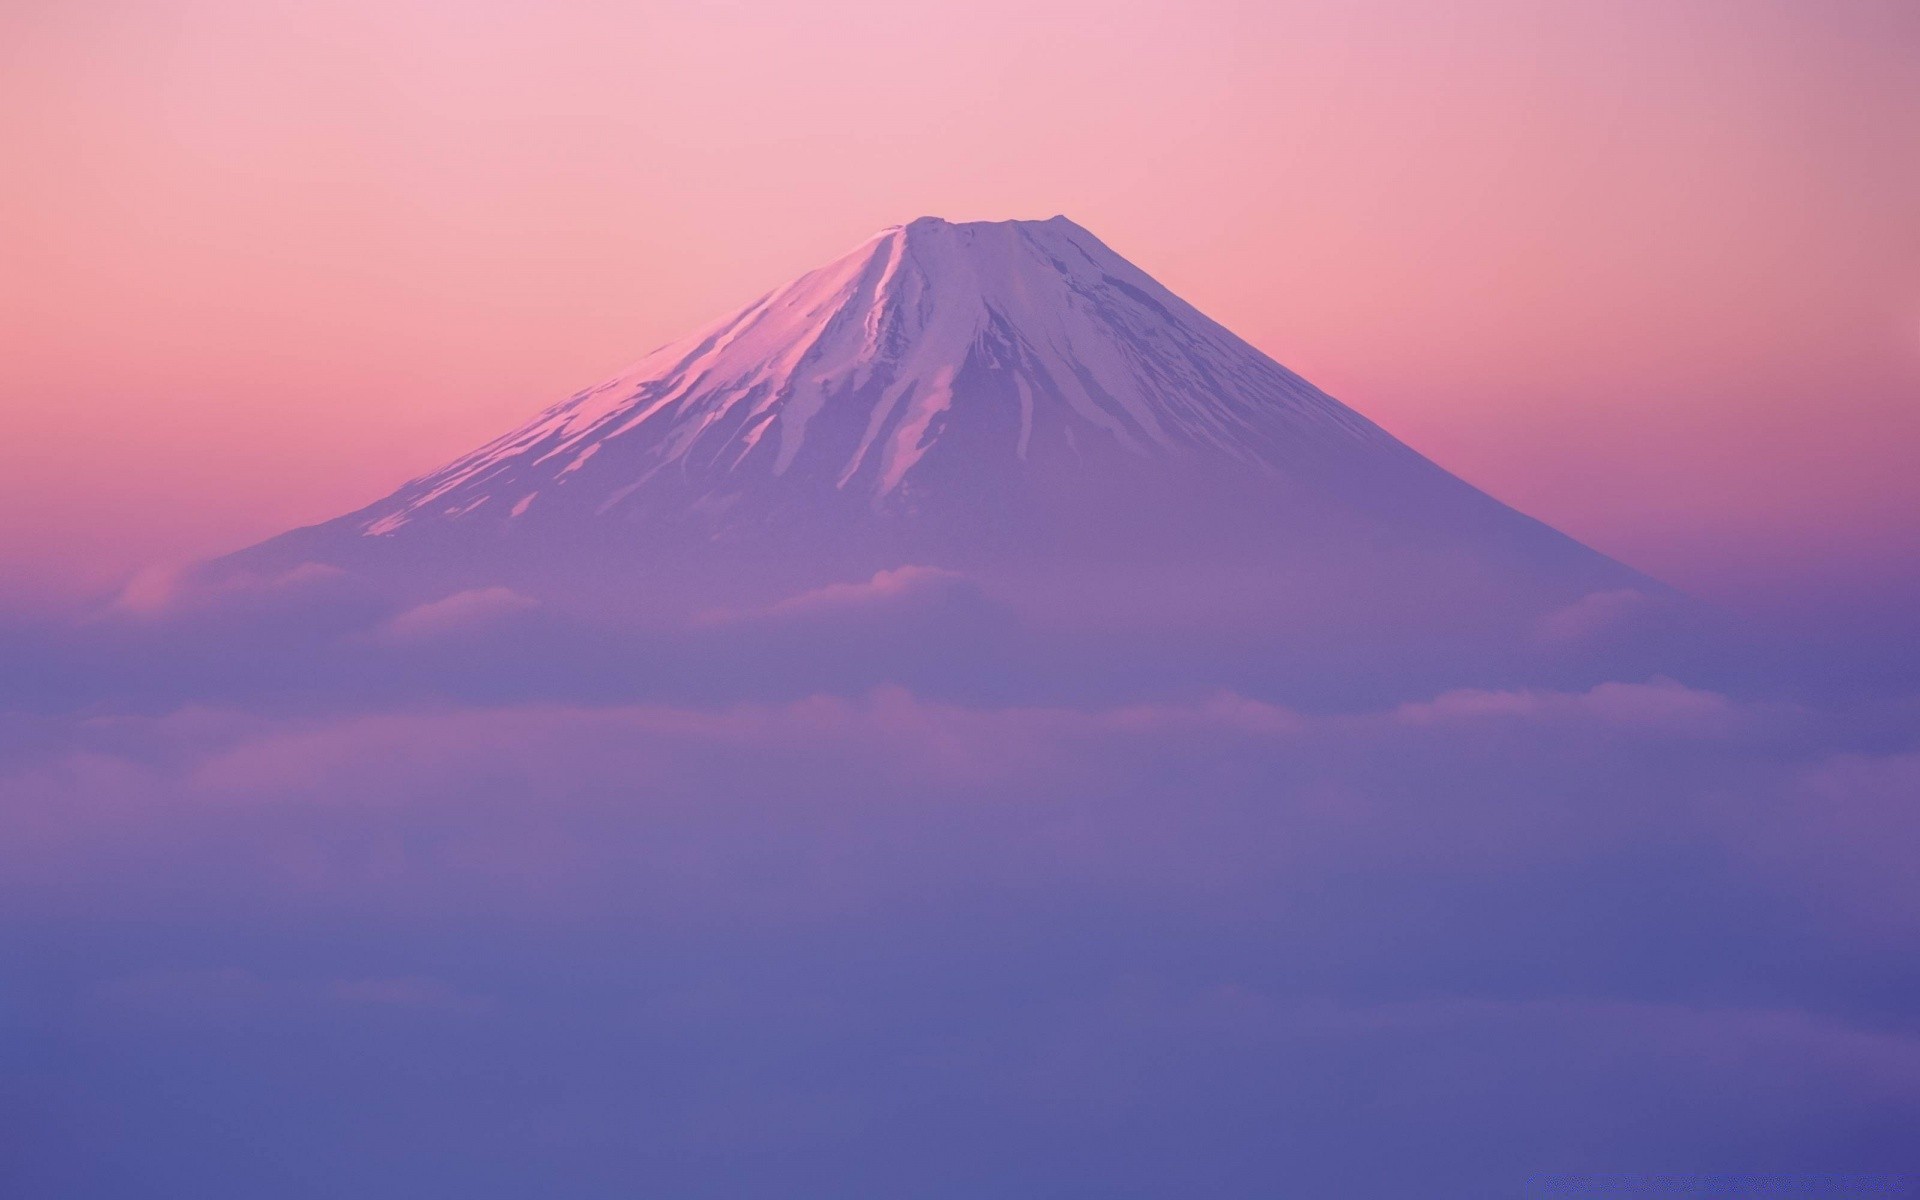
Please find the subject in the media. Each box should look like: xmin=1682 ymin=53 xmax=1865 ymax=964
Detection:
xmin=696 ymin=565 xmax=983 ymax=626
xmin=1724 ymin=749 xmax=1920 ymax=937
xmin=677 ymin=566 xmax=1021 ymax=699
xmin=1395 ymin=677 xmax=1745 ymax=736
xmin=768 ymin=565 xmax=973 ymax=615
xmin=108 ymin=561 xmax=351 ymax=618
xmin=0 ymin=679 xmax=1875 ymax=932
xmin=1532 ymin=587 xmax=1654 ymax=645
xmin=7 ymin=678 xmax=1919 ymax=1192
xmin=374 ymin=587 xmax=541 ymax=643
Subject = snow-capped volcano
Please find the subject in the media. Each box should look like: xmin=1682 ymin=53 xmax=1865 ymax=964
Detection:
xmin=351 ymin=215 xmax=1406 ymax=539
xmin=236 ymin=215 xmax=1661 ymax=658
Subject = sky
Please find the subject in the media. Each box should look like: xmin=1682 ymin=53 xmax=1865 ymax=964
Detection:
xmin=1 ymin=0 xmax=1917 ymax=622
xmin=6 ymin=5 xmax=1920 ymax=1193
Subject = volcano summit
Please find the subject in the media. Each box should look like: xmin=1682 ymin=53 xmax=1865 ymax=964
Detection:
xmin=353 ymin=215 xmax=1398 ymax=534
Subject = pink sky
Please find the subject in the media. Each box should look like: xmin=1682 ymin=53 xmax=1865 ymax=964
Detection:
xmin=2 ymin=0 xmax=1916 ymax=618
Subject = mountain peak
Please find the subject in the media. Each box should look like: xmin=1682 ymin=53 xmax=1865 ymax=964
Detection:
xmin=350 ymin=215 xmax=1397 ymax=539
xmin=894 ymin=213 xmax=1079 ymax=232
xmin=881 ymin=213 xmax=1107 ymax=268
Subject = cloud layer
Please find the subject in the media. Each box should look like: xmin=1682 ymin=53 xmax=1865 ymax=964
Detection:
xmin=4 ymin=669 xmax=1917 ymax=1197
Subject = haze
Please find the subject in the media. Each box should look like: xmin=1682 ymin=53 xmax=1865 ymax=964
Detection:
xmin=8 ymin=5 xmax=1920 ymax=1196
xmin=3 ymin=0 xmax=1917 ymax=631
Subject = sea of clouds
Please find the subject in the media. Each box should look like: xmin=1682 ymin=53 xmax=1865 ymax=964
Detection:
xmin=3 ymin=564 xmax=1918 ymax=1197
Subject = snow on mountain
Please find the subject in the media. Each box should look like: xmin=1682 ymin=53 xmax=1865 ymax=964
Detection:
xmin=350 ymin=216 xmax=1407 ymax=539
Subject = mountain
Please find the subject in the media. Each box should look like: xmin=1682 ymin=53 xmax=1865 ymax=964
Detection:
xmin=229 ymin=216 xmax=1674 ymax=690
xmin=353 ymin=215 xmax=1399 ymax=538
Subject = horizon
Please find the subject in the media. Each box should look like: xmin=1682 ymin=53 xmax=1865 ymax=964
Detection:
xmin=4 ymin=4 xmax=1918 ymax=1197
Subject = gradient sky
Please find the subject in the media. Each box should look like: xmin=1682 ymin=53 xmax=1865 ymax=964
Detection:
xmin=2 ymin=0 xmax=1916 ymax=620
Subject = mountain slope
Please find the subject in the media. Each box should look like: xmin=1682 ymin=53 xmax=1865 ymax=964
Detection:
xmin=233 ymin=215 xmax=1660 ymax=664
xmin=353 ymin=215 xmax=1404 ymax=540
